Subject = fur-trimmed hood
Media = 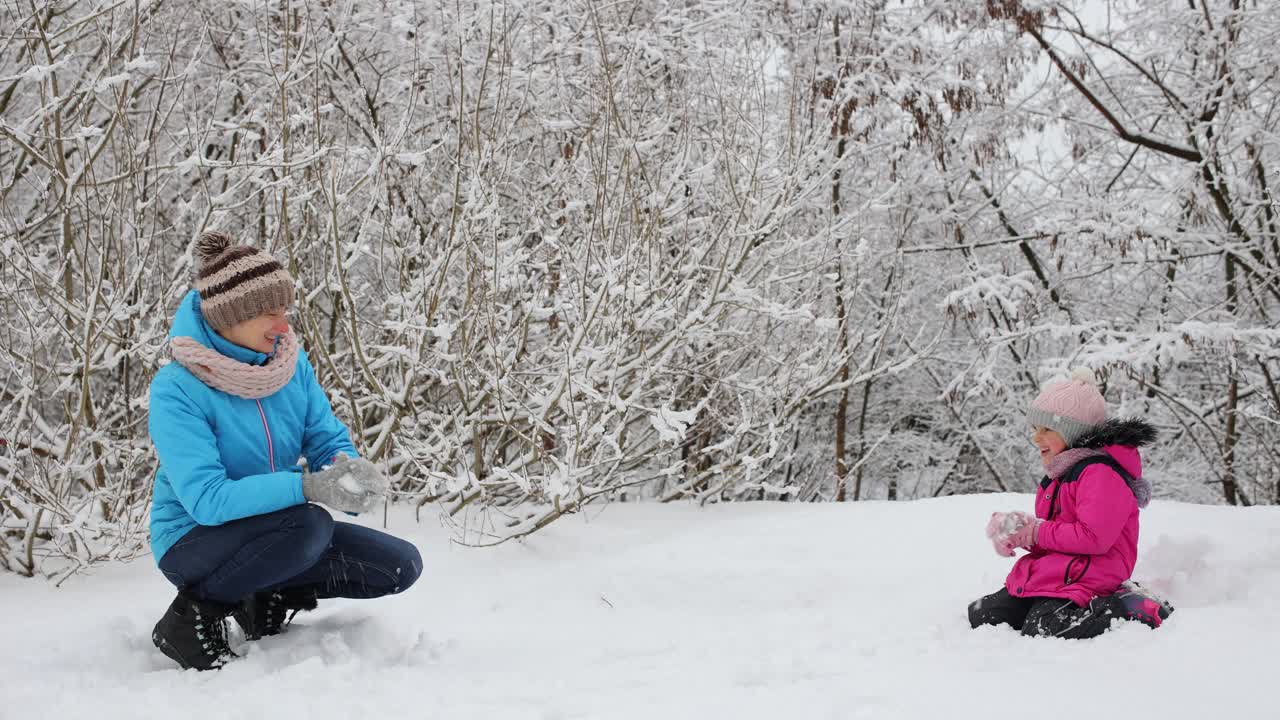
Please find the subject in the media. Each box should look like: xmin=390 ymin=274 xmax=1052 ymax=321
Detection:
xmin=1057 ymin=417 xmax=1158 ymax=508
xmin=1071 ymin=418 xmax=1158 ymax=450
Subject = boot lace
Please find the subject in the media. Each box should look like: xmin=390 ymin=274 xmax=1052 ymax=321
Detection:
xmin=192 ymin=605 xmax=233 ymax=667
xmin=255 ymin=589 xmax=316 ymax=637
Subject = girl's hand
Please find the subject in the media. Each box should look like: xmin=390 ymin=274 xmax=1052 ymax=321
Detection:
xmin=986 ymin=512 xmax=1017 ymax=557
xmin=1005 ymin=512 xmax=1041 ymax=551
xmin=986 ymin=511 xmax=1039 ymax=556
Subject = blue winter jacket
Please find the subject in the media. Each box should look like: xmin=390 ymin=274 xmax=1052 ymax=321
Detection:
xmin=147 ymin=290 xmax=357 ymax=563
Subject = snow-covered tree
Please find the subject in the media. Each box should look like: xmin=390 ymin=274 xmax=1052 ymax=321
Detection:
xmin=1 ymin=0 xmax=1275 ymax=577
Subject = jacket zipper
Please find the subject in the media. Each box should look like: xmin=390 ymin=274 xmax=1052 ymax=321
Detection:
xmin=1063 ymin=555 xmax=1092 ymax=586
xmin=1047 ymin=480 xmax=1063 ymax=520
xmin=255 ymin=399 xmax=276 ymax=472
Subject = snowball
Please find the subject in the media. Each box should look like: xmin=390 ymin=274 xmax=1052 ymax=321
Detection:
xmin=337 ymin=473 xmax=362 ymax=494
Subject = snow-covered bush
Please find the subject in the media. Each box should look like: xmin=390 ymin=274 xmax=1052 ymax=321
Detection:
xmin=1 ymin=0 xmax=1276 ymax=577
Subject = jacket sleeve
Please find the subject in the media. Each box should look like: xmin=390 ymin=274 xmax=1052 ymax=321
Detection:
xmin=149 ymin=378 xmax=305 ymax=526
xmin=298 ymin=350 xmax=358 ymax=470
xmin=1036 ymin=465 xmax=1136 ymax=555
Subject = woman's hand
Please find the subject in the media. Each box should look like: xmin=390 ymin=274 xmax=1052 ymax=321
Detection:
xmin=301 ymin=455 xmax=389 ymax=514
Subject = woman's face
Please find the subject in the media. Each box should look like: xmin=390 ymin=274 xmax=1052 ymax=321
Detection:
xmin=1032 ymin=425 xmax=1067 ymax=468
xmin=219 ymin=308 xmax=291 ymax=354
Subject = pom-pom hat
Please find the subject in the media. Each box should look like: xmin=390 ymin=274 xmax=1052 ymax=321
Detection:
xmin=192 ymin=231 xmax=294 ymax=331
xmin=1027 ymin=367 xmax=1107 ymax=448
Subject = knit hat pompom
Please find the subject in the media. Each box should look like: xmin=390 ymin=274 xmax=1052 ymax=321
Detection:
xmin=194 ymin=230 xmax=234 ymax=264
xmin=1027 ymin=366 xmax=1107 ymax=448
xmin=1067 ymin=366 xmax=1098 ymax=386
xmin=191 ymin=231 xmax=295 ymax=332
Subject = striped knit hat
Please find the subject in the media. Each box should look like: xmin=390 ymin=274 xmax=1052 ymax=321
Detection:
xmin=192 ymin=231 xmax=294 ymax=331
xmin=1027 ymin=368 xmax=1107 ymax=448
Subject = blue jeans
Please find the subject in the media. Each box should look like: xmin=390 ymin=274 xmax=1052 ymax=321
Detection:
xmin=158 ymin=503 xmax=422 ymax=604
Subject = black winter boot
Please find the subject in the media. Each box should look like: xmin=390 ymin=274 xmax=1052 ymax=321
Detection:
xmin=232 ymin=587 xmax=318 ymax=640
xmin=152 ymin=592 xmax=237 ymax=670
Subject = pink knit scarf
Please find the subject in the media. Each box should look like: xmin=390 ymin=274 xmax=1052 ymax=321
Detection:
xmin=1044 ymin=448 xmax=1108 ymax=481
xmin=1044 ymin=446 xmax=1152 ymax=507
xmin=169 ymin=330 xmax=299 ymax=399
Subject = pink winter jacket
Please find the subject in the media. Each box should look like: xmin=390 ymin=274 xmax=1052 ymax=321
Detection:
xmin=1004 ymin=445 xmax=1142 ymax=606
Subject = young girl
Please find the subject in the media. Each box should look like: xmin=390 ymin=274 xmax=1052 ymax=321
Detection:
xmin=148 ymin=231 xmax=422 ymax=670
xmin=968 ymin=369 xmax=1171 ymax=638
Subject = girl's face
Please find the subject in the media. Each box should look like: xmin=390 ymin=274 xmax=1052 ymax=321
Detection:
xmin=1032 ymin=426 xmax=1067 ymax=468
xmin=219 ymin=308 xmax=291 ymax=354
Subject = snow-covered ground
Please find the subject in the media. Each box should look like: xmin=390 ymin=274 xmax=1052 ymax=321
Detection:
xmin=2 ymin=495 xmax=1275 ymax=719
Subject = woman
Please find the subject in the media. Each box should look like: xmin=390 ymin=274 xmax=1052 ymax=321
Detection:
xmin=148 ymin=231 xmax=421 ymax=670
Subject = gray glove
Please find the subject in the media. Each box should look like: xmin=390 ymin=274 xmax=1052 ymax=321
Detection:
xmin=301 ymin=455 xmax=388 ymax=514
